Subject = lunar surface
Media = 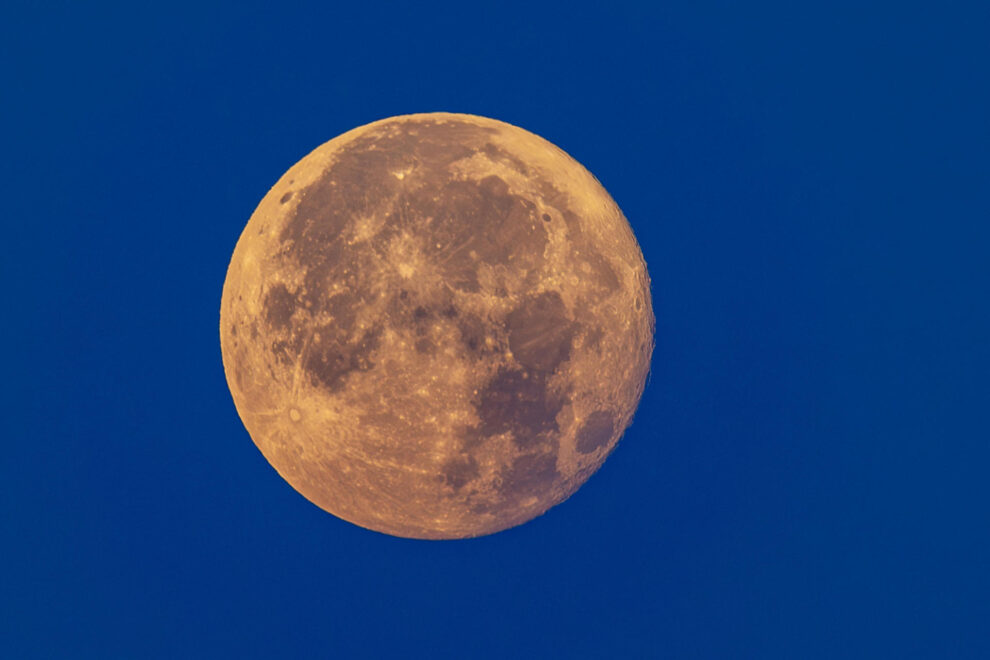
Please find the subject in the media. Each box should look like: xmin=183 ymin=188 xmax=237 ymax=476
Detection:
xmin=220 ymin=113 xmax=653 ymax=539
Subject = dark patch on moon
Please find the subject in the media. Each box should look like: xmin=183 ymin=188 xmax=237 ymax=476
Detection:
xmin=581 ymin=325 xmax=605 ymax=350
xmin=442 ymin=454 xmax=480 ymax=491
xmin=415 ymin=174 xmax=546 ymax=292
xmin=456 ymin=424 xmax=489 ymax=452
xmin=304 ymin=325 xmax=382 ymax=392
xmin=501 ymin=449 xmax=560 ymax=499
xmin=479 ymin=173 xmax=510 ymax=198
xmin=533 ymin=177 xmax=586 ymax=239
xmin=324 ymin=290 xmax=360 ymax=329
xmin=506 ymin=290 xmax=577 ymax=372
xmin=481 ymin=141 xmax=529 ymax=175
xmin=575 ymin=410 xmax=616 ymax=454
xmin=475 ymin=368 xmax=564 ymax=449
xmin=271 ymin=336 xmax=303 ymax=366
xmin=580 ymin=251 xmax=620 ymax=294
xmin=277 ymin=118 xmax=552 ymax=320
xmin=279 ymin=191 xmax=293 ymax=204
xmin=457 ymin=313 xmax=498 ymax=356
xmin=263 ymin=283 xmax=296 ymax=330
xmin=282 ymin=166 xmax=368 ymax=252
xmin=561 ymin=209 xmax=583 ymax=236
xmin=279 ymin=138 xmax=408 ymax=312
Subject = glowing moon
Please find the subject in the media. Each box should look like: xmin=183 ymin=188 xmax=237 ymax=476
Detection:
xmin=220 ymin=113 xmax=653 ymax=539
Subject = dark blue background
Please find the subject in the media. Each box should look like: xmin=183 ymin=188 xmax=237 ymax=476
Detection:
xmin=4 ymin=2 xmax=988 ymax=657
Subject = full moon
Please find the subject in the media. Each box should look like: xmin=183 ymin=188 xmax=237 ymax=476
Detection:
xmin=220 ymin=113 xmax=653 ymax=539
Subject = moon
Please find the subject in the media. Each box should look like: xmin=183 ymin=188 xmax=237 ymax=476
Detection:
xmin=220 ymin=113 xmax=653 ymax=539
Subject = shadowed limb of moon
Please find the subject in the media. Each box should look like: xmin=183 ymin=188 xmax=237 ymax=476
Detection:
xmin=220 ymin=112 xmax=654 ymax=539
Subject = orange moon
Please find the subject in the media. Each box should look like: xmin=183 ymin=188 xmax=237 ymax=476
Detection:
xmin=220 ymin=113 xmax=653 ymax=539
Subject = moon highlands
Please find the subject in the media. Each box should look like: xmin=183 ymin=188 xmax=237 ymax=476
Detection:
xmin=220 ymin=113 xmax=654 ymax=539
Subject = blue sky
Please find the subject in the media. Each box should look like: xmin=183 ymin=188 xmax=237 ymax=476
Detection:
xmin=4 ymin=2 xmax=988 ymax=657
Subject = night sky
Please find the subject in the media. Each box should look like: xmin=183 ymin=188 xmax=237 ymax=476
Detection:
xmin=4 ymin=2 xmax=989 ymax=658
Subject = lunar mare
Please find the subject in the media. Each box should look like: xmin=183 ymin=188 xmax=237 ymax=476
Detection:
xmin=220 ymin=113 xmax=653 ymax=539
